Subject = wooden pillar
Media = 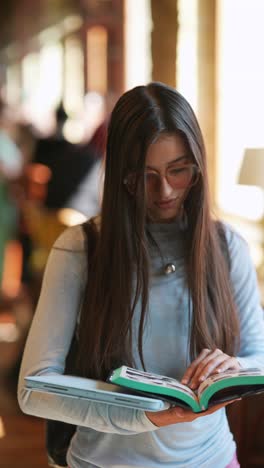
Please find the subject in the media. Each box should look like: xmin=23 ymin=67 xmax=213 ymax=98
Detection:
xmin=151 ymin=0 xmax=178 ymax=88
xmin=197 ymin=0 xmax=217 ymax=202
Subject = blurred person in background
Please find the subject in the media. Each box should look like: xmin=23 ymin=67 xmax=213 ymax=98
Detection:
xmin=33 ymin=101 xmax=101 ymax=216
xmin=33 ymin=102 xmax=79 ymax=210
xmin=0 ymin=99 xmax=23 ymax=297
xmin=22 ymin=101 xmax=103 ymax=289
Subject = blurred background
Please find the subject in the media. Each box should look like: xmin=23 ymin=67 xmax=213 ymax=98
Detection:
xmin=0 ymin=1 xmax=264 ymax=467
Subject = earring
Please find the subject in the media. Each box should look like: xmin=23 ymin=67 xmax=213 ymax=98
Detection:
xmin=179 ymin=205 xmax=188 ymax=230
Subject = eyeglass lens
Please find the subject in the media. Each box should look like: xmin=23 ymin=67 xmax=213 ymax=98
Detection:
xmin=144 ymin=165 xmax=198 ymax=190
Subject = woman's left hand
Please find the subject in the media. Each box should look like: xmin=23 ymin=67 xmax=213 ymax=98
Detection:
xmin=181 ymin=348 xmax=241 ymax=390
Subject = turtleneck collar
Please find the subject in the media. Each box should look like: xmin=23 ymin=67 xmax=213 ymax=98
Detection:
xmin=146 ymin=219 xmax=187 ymax=266
xmin=147 ymin=218 xmax=183 ymax=235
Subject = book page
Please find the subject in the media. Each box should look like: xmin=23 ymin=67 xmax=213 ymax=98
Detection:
xmin=197 ymin=368 xmax=263 ymax=398
xmin=120 ymin=367 xmax=195 ymax=398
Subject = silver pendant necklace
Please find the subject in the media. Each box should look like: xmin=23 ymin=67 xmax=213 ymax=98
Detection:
xmin=155 ymin=243 xmax=177 ymax=276
xmin=164 ymin=263 xmax=176 ymax=275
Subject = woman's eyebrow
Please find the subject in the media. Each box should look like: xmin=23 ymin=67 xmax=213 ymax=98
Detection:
xmin=167 ymin=155 xmax=190 ymax=165
xmin=146 ymin=155 xmax=189 ymax=170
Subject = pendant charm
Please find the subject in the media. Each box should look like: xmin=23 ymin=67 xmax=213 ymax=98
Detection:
xmin=164 ymin=263 xmax=176 ymax=275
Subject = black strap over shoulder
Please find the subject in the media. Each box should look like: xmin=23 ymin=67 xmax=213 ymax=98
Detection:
xmin=46 ymin=220 xmax=96 ymax=467
xmin=82 ymin=218 xmax=98 ymax=258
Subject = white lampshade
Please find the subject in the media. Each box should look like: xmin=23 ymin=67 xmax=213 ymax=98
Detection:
xmin=239 ymin=148 xmax=264 ymax=189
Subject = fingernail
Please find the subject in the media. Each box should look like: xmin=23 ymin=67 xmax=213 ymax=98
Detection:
xmin=199 ymin=376 xmax=205 ymax=382
xmin=181 ymin=379 xmax=188 ymax=384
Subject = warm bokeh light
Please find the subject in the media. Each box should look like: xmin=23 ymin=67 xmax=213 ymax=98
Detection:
xmin=26 ymin=163 xmax=52 ymax=201
xmin=21 ymin=53 xmax=39 ymax=104
xmin=26 ymin=163 xmax=52 ymax=185
xmin=64 ymin=36 xmax=84 ymax=115
xmin=6 ymin=63 xmax=21 ymax=105
xmin=1 ymin=241 xmax=23 ymax=299
xmin=0 ymin=317 xmax=19 ymax=343
xmin=0 ymin=417 xmax=5 ymax=439
xmin=87 ymin=26 xmax=108 ymax=95
xmin=62 ymin=118 xmax=85 ymax=143
xmin=57 ymin=208 xmax=88 ymax=226
xmin=177 ymin=0 xmax=198 ymax=112
xmin=125 ymin=0 xmax=152 ymax=89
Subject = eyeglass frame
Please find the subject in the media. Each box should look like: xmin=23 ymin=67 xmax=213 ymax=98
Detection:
xmin=123 ymin=163 xmax=201 ymax=194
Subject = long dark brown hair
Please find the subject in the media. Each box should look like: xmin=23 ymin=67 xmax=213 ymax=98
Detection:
xmin=76 ymin=82 xmax=240 ymax=379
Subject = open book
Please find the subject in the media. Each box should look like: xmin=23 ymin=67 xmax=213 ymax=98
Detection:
xmin=108 ymin=365 xmax=264 ymax=413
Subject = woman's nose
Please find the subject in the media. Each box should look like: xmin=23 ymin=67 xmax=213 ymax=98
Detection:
xmin=159 ymin=175 xmax=174 ymax=198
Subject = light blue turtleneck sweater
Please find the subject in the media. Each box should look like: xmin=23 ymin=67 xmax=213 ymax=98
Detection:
xmin=18 ymin=221 xmax=264 ymax=468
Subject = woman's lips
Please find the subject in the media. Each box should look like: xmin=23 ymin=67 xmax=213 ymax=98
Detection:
xmin=156 ymin=199 xmax=178 ymax=209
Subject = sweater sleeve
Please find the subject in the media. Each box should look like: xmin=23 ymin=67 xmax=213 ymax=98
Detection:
xmin=17 ymin=224 xmax=156 ymax=434
xmin=225 ymin=225 xmax=264 ymax=368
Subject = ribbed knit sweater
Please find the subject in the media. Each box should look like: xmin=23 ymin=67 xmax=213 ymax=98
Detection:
xmin=18 ymin=221 xmax=264 ymax=467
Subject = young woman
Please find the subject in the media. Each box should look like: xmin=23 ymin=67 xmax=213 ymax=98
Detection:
xmin=18 ymin=82 xmax=264 ymax=468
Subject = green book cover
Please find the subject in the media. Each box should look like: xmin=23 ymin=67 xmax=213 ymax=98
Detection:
xmin=108 ymin=366 xmax=264 ymax=413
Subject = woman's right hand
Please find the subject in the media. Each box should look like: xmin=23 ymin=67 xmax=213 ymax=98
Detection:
xmin=145 ymin=399 xmax=238 ymax=427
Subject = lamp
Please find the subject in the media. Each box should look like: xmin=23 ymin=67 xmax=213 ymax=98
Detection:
xmin=239 ymin=148 xmax=264 ymax=189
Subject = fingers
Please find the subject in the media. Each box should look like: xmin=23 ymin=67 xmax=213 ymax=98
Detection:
xmin=181 ymin=348 xmax=211 ymax=385
xmin=181 ymin=349 xmax=241 ymax=389
xmin=214 ymin=356 xmax=240 ymax=374
xmin=189 ymin=350 xmax=229 ymax=389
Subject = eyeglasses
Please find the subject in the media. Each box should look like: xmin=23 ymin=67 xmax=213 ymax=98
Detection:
xmin=124 ymin=164 xmax=200 ymax=194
